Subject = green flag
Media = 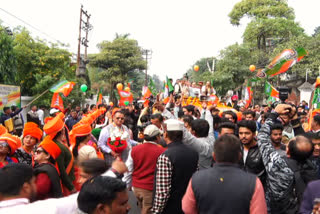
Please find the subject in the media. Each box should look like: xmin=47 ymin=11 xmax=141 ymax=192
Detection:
xmin=149 ymin=78 xmax=157 ymax=95
xmin=166 ymin=76 xmax=174 ymax=93
xmin=264 ymin=81 xmax=279 ymax=98
xmin=312 ymin=88 xmax=320 ymax=109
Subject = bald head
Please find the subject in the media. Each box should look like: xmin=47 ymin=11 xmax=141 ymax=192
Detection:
xmin=288 ymin=136 xmax=314 ymax=162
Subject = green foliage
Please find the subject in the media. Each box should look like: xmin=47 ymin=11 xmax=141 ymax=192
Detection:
xmin=13 ymin=27 xmax=74 ymax=96
xmin=229 ymin=0 xmax=295 ymax=26
xmin=243 ymin=18 xmax=304 ymax=50
xmin=89 ymin=35 xmax=146 ymax=102
xmin=0 ymin=26 xmax=16 ymax=85
xmin=214 ymin=43 xmax=258 ymax=95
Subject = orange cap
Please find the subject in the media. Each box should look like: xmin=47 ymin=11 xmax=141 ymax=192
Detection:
xmin=39 ymin=136 xmax=61 ymax=159
xmin=0 ymin=133 xmax=22 ymax=155
xmin=43 ymin=113 xmax=65 ymax=139
xmin=0 ymin=125 xmax=8 ymax=136
xmin=23 ymin=122 xmax=43 ymax=141
xmin=69 ymin=123 xmax=92 ymax=146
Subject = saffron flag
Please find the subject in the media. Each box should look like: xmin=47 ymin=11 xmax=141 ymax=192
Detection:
xmin=244 ymin=84 xmax=253 ymax=108
xmin=265 ymin=81 xmax=279 ymax=98
xmin=50 ymin=80 xmax=75 ymax=97
xmin=163 ymin=77 xmax=170 ymax=104
xmin=142 ymin=86 xmax=152 ymax=99
xmin=118 ymin=90 xmax=133 ymax=106
xmin=97 ymin=89 xmax=103 ymax=106
xmin=51 ymin=92 xmax=64 ymax=112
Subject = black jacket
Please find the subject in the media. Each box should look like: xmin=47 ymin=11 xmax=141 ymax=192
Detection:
xmin=239 ymin=143 xmax=266 ymax=187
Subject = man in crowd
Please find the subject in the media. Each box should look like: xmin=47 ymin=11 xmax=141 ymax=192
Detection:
xmin=65 ymin=110 xmax=80 ymax=131
xmin=182 ymin=119 xmax=214 ymax=169
xmin=151 ymin=119 xmax=198 ymax=214
xmin=218 ymin=121 xmax=236 ymax=137
xmin=307 ymin=132 xmax=320 ymax=178
xmin=243 ymin=110 xmax=261 ymax=131
xmin=37 ymin=105 xmax=45 ymax=128
xmin=270 ymin=123 xmax=286 ymax=157
xmin=258 ymin=104 xmax=317 ymax=213
xmin=11 ymin=105 xmax=24 ymax=136
xmin=311 ymin=115 xmax=320 ymax=134
xmin=150 ymin=113 xmax=164 ymax=131
xmin=238 ymin=120 xmax=266 ymax=187
xmin=27 ymin=105 xmax=40 ymax=126
xmin=0 ymin=163 xmax=36 ymax=208
xmin=1 ymin=106 xmax=24 ymax=133
xmin=125 ymin=125 xmax=165 ymax=214
xmin=182 ymin=134 xmax=267 ymax=214
xmin=77 ymin=176 xmax=130 ymax=214
xmin=182 ymin=105 xmax=195 ymax=118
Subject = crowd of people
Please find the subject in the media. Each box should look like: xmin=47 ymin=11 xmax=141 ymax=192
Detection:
xmin=0 ymin=81 xmax=320 ymax=214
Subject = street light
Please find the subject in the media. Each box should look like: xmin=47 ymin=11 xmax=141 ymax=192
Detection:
xmin=306 ymin=68 xmax=311 ymax=82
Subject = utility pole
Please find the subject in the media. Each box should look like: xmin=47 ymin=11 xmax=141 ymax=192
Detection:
xmin=76 ymin=5 xmax=92 ymax=77
xmin=142 ymin=49 xmax=152 ymax=86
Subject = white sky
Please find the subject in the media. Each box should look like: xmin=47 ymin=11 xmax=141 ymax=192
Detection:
xmin=1 ymin=0 xmax=319 ymax=81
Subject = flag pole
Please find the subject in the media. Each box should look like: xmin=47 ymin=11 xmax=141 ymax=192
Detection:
xmin=25 ymin=89 xmax=50 ymax=107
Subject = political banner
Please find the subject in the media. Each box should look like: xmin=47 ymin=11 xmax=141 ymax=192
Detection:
xmin=0 ymin=84 xmax=21 ymax=111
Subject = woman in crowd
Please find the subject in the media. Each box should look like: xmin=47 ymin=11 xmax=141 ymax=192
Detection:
xmin=70 ymin=123 xmax=97 ymax=163
xmin=0 ymin=133 xmax=21 ymax=168
xmin=14 ymin=122 xmax=43 ymax=165
xmin=33 ymin=136 xmax=63 ymax=200
xmin=43 ymin=112 xmax=76 ymax=195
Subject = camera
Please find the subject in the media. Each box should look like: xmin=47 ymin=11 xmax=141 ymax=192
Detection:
xmin=277 ymin=86 xmax=289 ymax=103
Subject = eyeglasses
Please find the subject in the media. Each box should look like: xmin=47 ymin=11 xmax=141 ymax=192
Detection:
xmin=116 ymin=117 xmax=124 ymax=120
xmin=0 ymin=142 xmax=8 ymax=148
xmin=35 ymin=149 xmax=45 ymax=154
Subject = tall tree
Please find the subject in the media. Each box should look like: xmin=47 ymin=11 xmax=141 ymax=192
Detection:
xmin=0 ymin=25 xmax=16 ymax=85
xmin=229 ymin=0 xmax=303 ymax=52
xmin=89 ymin=35 xmax=146 ymax=102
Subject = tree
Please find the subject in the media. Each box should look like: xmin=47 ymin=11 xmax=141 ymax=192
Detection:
xmin=229 ymin=0 xmax=303 ymax=52
xmin=0 ymin=25 xmax=16 ymax=85
xmin=13 ymin=27 xmax=74 ymax=96
xmin=89 ymin=35 xmax=146 ymax=102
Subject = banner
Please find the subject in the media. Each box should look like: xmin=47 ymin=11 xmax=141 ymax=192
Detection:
xmin=0 ymin=84 xmax=21 ymax=112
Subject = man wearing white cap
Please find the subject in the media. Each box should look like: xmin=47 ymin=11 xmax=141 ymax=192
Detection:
xmin=151 ymin=119 xmax=198 ymax=214
xmin=124 ymin=125 xmax=165 ymax=214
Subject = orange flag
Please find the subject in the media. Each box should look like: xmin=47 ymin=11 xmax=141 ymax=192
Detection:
xmin=51 ymin=92 xmax=64 ymax=112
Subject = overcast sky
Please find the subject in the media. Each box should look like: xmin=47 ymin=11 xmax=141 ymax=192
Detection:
xmin=1 ymin=0 xmax=319 ymax=81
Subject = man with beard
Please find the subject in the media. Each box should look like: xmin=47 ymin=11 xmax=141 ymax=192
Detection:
xmin=0 ymin=163 xmax=37 ymax=208
xmin=270 ymin=123 xmax=286 ymax=157
xmin=238 ymin=120 xmax=266 ymax=187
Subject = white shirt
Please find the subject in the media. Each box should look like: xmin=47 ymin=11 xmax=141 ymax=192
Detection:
xmin=0 ymin=171 xmax=117 ymax=214
xmin=37 ymin=109 xmax=44 ymax=125
xmin=0 ymin=194 xmax=78 ymax=214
